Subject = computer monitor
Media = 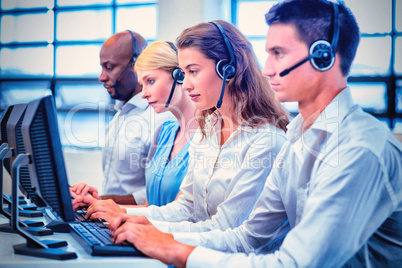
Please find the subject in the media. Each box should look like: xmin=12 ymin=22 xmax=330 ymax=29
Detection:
xmin=5 ymin=96 xmax=77 ymax=260
xmin=1 ymin=103 xmax=49 ymax=233
xmin=6 ymin=103 xmax=45 ymax=207
xmin=19 ymin=95 xmax=141 ymax=258
xmin=21 ymin=95 xmax=75 ymax=222
xmin=0 ymin=105 xmax=14 ymax=175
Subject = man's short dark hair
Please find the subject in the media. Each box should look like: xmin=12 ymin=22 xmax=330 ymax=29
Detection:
xmin=266 ymin=0 xmax=360 ymax=76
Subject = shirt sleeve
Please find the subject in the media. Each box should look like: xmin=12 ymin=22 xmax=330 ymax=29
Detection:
xmin=274 ymin=147 xmax=399 ymax=267
xmin=187 ymin=247 xmax=274 ymax=268
xmin=162 ymin=132 xmax=286 ymax=233
xmin=132 ymin=188 xmax=147 ymax=205
xmin=172 ymin=161 xmax=290 ymax=254
xmin=188 ymin=146 xmax=401 ymax=267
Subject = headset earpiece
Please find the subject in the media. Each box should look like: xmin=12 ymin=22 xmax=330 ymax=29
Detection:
xmin=309 ymin=40 xmax=335 ymax=71
xmin=172 ymin=67 xmax=184 ymax=84
xmin=216 ymin=60 xmax=235 ymax=81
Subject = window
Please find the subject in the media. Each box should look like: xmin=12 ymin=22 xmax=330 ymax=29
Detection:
xmin=0 ymin=0 xmax=158 ymax=148
xmin=233 ymin=0 xmax=402 ymax=132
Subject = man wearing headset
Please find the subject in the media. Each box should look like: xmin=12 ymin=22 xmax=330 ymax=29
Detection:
xmin=106 ymin=1 xmax=402 ymax=267
xmin=71 ymin=31 xmax=173 ymax=205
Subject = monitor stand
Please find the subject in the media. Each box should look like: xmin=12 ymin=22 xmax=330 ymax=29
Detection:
xmin=3 ymin=197 xmax=44 ymax=218
xmin=11 ymin=153 xmax=77 ymax=260
xmin=0 ymin=145 xmax=50 ymax=235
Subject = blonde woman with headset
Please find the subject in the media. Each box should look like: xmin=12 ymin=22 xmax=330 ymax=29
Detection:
xmin=72 ymin=41 xmax=197 ymax=207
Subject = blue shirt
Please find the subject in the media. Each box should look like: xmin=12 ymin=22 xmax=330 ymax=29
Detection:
xmin=146 ymin=121 xmax=192 ymax=206
xmin=182 ymin=87 xmax=402 ymax=267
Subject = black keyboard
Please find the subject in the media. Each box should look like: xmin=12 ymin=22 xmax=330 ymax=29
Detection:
xmin=74 ymin=210 xmax=90 ymax=222
xmin=69 ymin=210 xmax=144 ymax=256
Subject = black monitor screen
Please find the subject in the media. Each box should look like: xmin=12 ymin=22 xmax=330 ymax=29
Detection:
xmin=22 ymin=95 xmax=75 ymax=222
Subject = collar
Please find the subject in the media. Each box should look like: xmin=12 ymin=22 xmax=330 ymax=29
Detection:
xmin=310 ymin=87 xmax=354 ymax=133
xmin=114 ymin=92 xmax=148 ymax=113
xmin=286 ymin=87 xmax=354 ymax=142
xmin=206 ymin=109 xmax=255 ymax=135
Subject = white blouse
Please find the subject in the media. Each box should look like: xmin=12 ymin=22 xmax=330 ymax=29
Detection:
xmin=126 ymin=110 xmax=287 ymax=233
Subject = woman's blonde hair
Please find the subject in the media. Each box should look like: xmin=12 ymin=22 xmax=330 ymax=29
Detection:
xmin=134 ymin=41 xmax=178 ymax=73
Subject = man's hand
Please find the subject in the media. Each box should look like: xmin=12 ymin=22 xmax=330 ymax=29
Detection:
xmin=72 ymin=195 xmax=99 ymax=211
xmin=70 ymin=183 xmax=100 ymax=199
xmin=83 ymin=199 xmax=126 ymax=220
xmin=113 ymin=221 xmax=195 ymax=268
xmin=107 ymin=214 xmax=152 ymax=234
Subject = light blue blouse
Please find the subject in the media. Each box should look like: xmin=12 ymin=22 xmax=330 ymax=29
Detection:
xmin=146 ymin=121 xmax=192 ymax=206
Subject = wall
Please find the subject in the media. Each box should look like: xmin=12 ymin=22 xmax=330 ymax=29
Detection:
xmin=157 ymin=0 xmax=230 ymax=41
xmin=63 ymin=150 xmax=104 ymax=191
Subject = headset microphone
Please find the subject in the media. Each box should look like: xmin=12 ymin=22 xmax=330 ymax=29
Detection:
xmin=112 ymin=64 xmax=131 ymax=90
xmin=217 ymin=68 xmax=233 ymax=108
xmin=165 ymin=41 xmax=184 ymax=108
xmin=279 ymin=2 xmax=339 ymax=77
xmin=279 ymin=56 xmax=312 ymax=77
xmin=209 ymin=21 xmax=236 ymax=109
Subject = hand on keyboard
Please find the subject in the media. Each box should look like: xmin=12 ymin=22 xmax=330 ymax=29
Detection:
xmin=82 ymin=199 xmax=126 ymax=221
xmin=70 ymin=183 xmax=101 ymax=199
xmin=112 ymin=220 xmax=187 ymax=264
xmin=72 ymin=196 xmax=98 ymax=211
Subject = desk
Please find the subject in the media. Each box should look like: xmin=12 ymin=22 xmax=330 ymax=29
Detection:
xmin=0 ymin=217 xmax=167 ymax=268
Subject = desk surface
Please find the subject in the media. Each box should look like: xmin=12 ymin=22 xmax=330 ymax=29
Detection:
xmin=0 ymin=216 xmax=167 ymax=268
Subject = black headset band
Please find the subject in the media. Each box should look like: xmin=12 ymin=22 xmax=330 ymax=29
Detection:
xmin=209 ymin=21 xmax=235 ymax=66
xmin=127 ymin=30 xmax=138 ymax=63
xmin=166 ymin=41 xmax=178 ymax=53
xmin=330 ymin=2 xmax=339 ymax=53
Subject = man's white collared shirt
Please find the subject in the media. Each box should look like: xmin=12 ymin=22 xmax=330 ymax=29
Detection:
xmin=102 ymin=93 xmax=173 ymax=204
xmin=183 ymin=88 xmax=402 ymax=267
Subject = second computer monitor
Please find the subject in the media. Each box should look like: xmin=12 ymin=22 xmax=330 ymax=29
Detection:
xmin=21 ymin=95 xmax=75 ymax=222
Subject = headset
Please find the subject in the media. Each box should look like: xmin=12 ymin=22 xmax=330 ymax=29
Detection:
xmin=112 ymin=30 xmax=139 ymax=90
xmin=165 ymin=41 xmax=185 ymax=108
xmin=128 ymin=30 xmax=139 ymax=63
xmin=279 ymin=2 xmax=339 ymax=77
xmin=209 ymin=21 xmax=236 ymax=109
